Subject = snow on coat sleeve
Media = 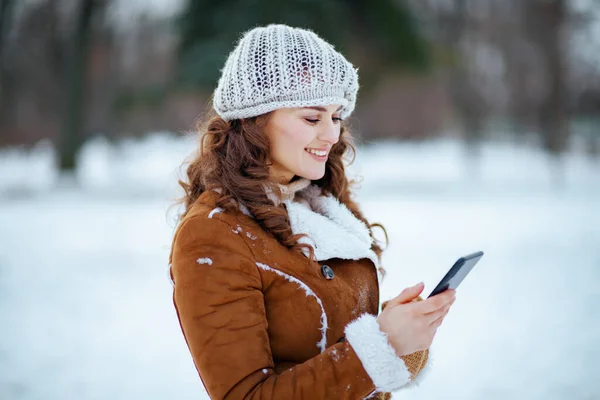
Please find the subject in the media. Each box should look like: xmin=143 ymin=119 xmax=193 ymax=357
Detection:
xmin=170 ymin=216 xmax=383 ymax=400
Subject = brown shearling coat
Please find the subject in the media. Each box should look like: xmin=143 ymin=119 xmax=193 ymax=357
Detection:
xmin=169 ymin=185 xmax=429 ymax=400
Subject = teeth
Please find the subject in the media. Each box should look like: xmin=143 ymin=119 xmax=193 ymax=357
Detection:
xmin=306 ymin=149 xmax=327 ymax=156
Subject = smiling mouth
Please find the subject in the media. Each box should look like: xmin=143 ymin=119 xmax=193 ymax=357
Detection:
xmin=305 ymin=148 xmax=328 ymax=157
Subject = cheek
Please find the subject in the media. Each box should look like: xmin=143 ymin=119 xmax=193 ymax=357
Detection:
xmin=276 ymin=123 xmax=314 ymax=155
xmin=281 ymin=123 xmax=314 ymax=149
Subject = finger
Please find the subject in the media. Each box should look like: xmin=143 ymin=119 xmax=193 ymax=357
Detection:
xmin=423 ymin=302 xmax=451 ymax=325
xmin=424 ymin=296 xmax=455 ymax=316
xmin=389 ymin=282 xmax=425 ymax=306
xmin=413 ymin=290 xmax=455 ymax=314
xmin=429 ymin=307 xmax=450 ymax=329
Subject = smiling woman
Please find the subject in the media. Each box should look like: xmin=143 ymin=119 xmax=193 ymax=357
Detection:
xmin=169 ymin=24 xmax=448 ymax=400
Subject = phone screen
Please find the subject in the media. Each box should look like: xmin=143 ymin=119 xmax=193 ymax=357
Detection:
xmin=427 ymin=251 xmax=484 ymax=298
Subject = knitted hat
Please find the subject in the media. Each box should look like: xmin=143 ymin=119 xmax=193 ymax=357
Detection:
xmin=213 ymin=24 xmax=359 ymax=121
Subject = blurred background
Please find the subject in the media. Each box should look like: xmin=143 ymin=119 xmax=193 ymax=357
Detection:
xmin=0 ymin=0 xmax=598 ymax=399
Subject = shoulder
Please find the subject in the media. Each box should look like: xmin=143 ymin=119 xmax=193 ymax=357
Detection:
xmin=170 ymin=193 xmax=262 ymax=285
xmin=172 ymin=191 xmax=270 ymax=259
xmin=171 ymin=190 xmax=259 ymax=258
xmin=180 ymin=189 xmax=247 ymax=226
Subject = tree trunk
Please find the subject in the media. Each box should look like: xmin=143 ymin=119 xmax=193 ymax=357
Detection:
xmin=531 ymin=0 xmax=569 ymax=155
xmin=0 ymin=0 xmax=16 ymax=141
xmin=448 ymin=0 xmax=484 ymax=180
xmin=58 ymin=0 xmax=97 ymax=171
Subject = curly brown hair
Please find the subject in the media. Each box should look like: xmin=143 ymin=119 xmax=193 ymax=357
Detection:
xmin=177 ymin=107 xmax=388 ymax=275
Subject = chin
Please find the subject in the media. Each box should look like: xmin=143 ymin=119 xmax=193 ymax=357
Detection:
xmin=298 ymin=169 xmax=326 ymax=181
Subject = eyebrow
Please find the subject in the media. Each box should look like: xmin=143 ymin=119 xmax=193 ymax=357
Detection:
xmin=303 ymin=106 xmax=343 ymax=112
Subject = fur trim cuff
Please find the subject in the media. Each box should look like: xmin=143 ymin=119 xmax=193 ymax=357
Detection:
xmin=345 ymin=313 xmax=411 ymax=392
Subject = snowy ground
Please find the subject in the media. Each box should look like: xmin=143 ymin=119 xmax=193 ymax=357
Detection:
xmin=0 ymin=135 xmax=599 ymax=399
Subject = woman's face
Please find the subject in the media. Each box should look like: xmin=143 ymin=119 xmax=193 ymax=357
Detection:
xmin=264 ymin=104 xmax=343 ymax=184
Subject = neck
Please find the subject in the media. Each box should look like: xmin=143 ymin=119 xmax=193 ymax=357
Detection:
xmin=279 ymin=178 xmax=311 ymax=201
xmin=266 ymin=177 xmax=311 ymax=204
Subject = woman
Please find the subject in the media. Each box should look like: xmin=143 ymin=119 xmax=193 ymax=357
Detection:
xmin=169 ymin=24 xmax=455 ymax=400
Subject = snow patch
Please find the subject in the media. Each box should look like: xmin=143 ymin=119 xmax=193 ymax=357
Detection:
xmin=208 ymin=207 xmax=223 ymax=219
xmin=331 ymin=348 xmax=340 ymax=362
xmin=196 ymin=257 xmax=213 ymax=266
xmin=357 ymin=285 xmax=369 ymax=313
xmin=239 ymin=203 xmax=252 ymax=217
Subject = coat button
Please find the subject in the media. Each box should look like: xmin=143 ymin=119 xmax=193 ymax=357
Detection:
xmin=321 ymin=264 xmax=334 ymax=280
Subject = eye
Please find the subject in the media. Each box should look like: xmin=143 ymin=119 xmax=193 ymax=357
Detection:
xmin=304 ymin=117 xmax=343 ymax=124
xmin=305 ymin=118 xmax=320 ymax=124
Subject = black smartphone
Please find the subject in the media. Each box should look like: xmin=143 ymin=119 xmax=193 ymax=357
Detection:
xmin=427 ymin=251 xmax=484 ymax=298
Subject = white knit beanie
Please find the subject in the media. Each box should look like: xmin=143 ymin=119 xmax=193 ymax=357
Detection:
xmin=213 ymin=24 xmax=359 ymax=121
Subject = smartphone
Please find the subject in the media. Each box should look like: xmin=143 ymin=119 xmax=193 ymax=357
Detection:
xmin=427 ymin=251 xmax=484 ymax=298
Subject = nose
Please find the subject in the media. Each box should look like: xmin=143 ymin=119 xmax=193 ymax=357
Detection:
xmin=318 ymin=119 xmax=340 ymax=145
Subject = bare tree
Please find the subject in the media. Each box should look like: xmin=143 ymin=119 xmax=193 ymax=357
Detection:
xmin=1 ymin=0 xmax=68 ymax=146
xmin=525 ymin=0 xmax=569 ymax=155
xmin=0 ymin=0 xmax=16 ymax=142
xmin=449 ymin=0 xmax=486 ymax=144
xmin=59 ymin=0 xmax=104 ymax=171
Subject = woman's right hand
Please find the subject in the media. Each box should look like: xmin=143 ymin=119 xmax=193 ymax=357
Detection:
xmin=377 ymin=282 xmax=456 ymax=357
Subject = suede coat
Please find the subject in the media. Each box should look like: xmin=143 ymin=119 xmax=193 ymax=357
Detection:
xmin=169 ymin=182 xmax=430 ymax=399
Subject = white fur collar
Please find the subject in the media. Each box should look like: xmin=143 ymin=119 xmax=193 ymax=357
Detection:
xmin=285 ymin=184 xmax=381 ymax=281
xmin=212 ymin=183 xmax=382 ymax=281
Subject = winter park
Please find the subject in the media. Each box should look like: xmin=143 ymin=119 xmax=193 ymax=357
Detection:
xmin=1 ymin=1 xmax=600 ymax=400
